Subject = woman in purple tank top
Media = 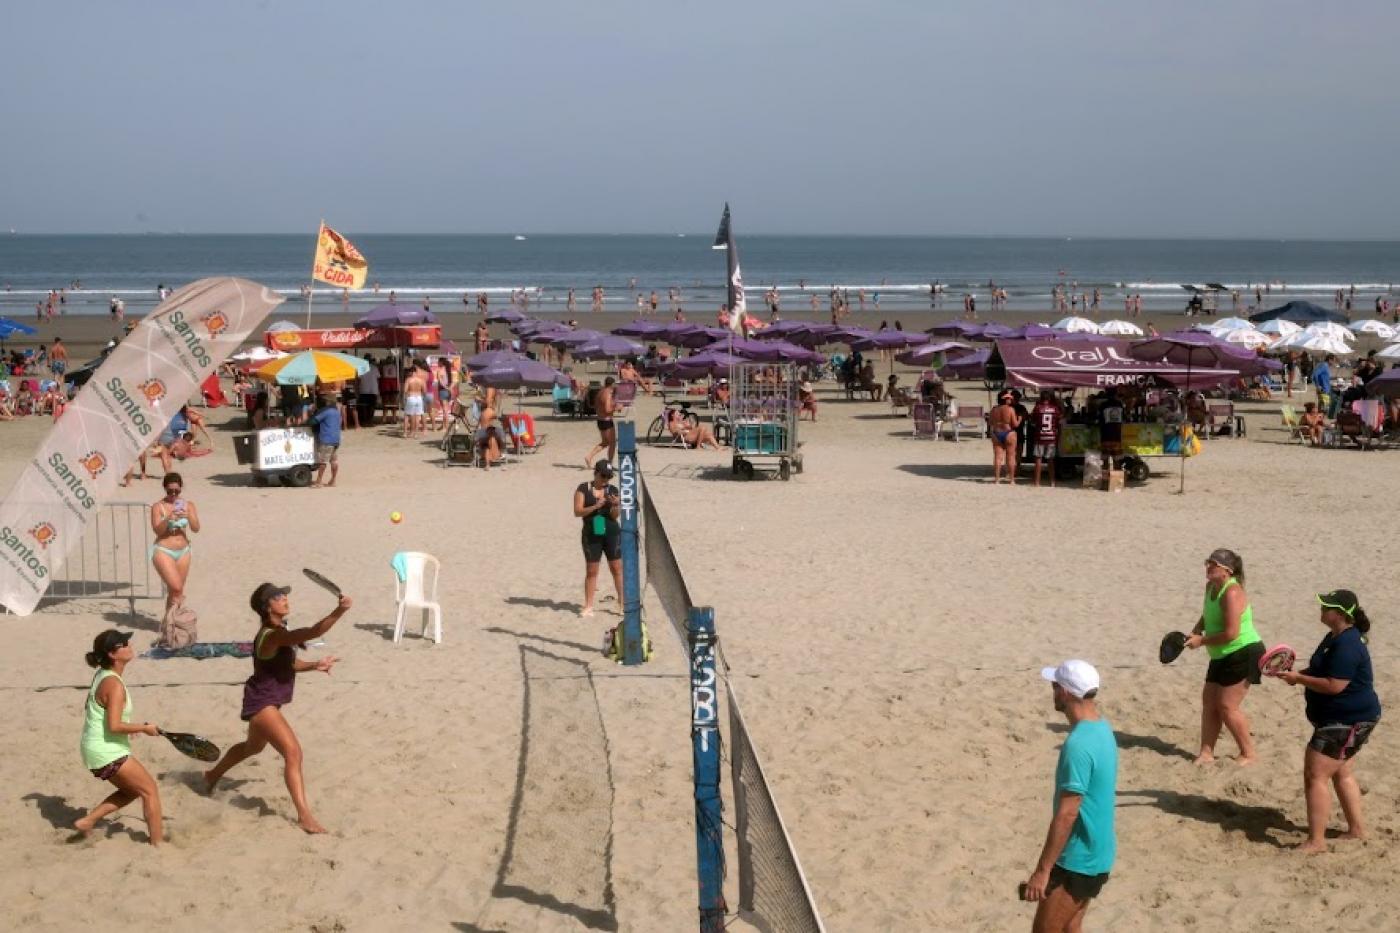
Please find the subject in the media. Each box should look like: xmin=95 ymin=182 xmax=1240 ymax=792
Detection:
xmin=204 ymin=581 xmax=351 ymax=834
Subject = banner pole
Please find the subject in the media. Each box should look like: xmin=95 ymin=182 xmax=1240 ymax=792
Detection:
xmin=618 ymin=421 xmax=645 ymax=665
xmin=688 ymin=606 xmax=726 ymax=932
xmin=305 ymin=220 xmax=322 ymax=329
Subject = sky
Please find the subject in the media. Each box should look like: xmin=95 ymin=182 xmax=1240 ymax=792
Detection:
xmin=3 ymin=1 xmax=1398 ymax=238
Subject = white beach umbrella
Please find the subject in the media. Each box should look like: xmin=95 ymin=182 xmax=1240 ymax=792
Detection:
xmin=1301 ymin=322 xmax=1355 ymax=342
xmin=1376 ymin=343 xmax=1400 ymax=360
xmin=1098 ymin=320 xmax=1144 ymax=336
xmin=1218 ymin=328 xmax=1272 ymax=349
xmin=1256 ymin=319 xmax=1301 ymax=337
xmin=230 ymin=347 xmax=289 ymax=362
xmin=1051 ymin=316 xmax=1100 ymax=334
xmin=1210 ymin=317 xmax=1255 ymax=332
xmin=1348 ymin=319 xmax=1397 ymax=339
xmin=266 ymin=320 xmax=300 ymax=333
xmin=1292 ymin=333 xmax=1356 ymax=357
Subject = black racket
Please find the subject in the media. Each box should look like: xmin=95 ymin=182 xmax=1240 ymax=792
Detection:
xmin=1159 ymin=631 xmax=1188 ymax=665
xmin=159 ymin=728 xmax=221 ymax=762
xmin=302 ymin=567 xmax=342 ymax=597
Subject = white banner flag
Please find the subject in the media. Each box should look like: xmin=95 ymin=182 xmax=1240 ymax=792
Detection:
xmin=0 ymin=278 xmax=283 ymax=616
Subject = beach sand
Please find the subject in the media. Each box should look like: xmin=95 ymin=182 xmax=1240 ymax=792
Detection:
xmin=0 ymin=320 xmax=1395 ymax=931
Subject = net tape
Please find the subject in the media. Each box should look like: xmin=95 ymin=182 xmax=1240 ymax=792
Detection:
xmin=639 ymin=476 xmax=825 ymax=932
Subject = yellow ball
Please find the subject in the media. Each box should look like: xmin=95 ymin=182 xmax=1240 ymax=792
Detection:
xmin=390 ymin=511 xmax=403 ymax=524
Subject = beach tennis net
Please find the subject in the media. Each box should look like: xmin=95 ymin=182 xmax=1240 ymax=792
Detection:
xmin=640 ymin=477 xmax=825 ymax=932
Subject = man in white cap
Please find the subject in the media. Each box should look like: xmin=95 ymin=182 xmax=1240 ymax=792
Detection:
xmin=1024 ymin=660 xmax=1118 ymax=932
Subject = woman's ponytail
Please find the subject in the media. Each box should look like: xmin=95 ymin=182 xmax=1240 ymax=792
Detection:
xmin=1353 ymin=606 xmax=1372 ymax=635
xmin=84 ymin=650 xmax=102 ymax=668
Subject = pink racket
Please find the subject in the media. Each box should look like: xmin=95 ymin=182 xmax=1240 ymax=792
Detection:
xmin=1259 ymin=644 xmax=1296 ymax=677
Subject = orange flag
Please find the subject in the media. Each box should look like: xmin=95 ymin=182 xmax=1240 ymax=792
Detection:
xmin=312 ymin=222 xmax=368 ymax=290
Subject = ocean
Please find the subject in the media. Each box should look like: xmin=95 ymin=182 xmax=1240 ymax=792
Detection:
xmin=1 ymin=234 xmax=1397 ymax=317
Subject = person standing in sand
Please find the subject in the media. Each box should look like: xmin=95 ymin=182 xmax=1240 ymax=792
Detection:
xmin=76 ymin=630 xmax=164 ymax=846
xmin=1024 ymin=660 xmax=1117 ymax=932
xmin=584 ymin=377 xmax=618 ymax=468
xmin=401 ymin=365 xmax=427 ymax=438
xmin=151 ymin=472 xmax=199 ymax=615
xmin=1184 ymin=548 xmax=1264 ymax=765
xmin=1275 ymin=589 xmax=1381 ymax=854
xmin=573 ymin=461 xmax=623 ymax=618
xmin=989 ymin=392 xmax=1022 ymax=485
xmin=204 ymin=583 xmax=349 ymax=835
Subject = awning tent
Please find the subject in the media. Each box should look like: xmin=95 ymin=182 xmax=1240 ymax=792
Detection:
xmin=987 ymin=340 xmax=1240 ymax=390
xmin=1248 ymin=300 xmax=1348 ymax=325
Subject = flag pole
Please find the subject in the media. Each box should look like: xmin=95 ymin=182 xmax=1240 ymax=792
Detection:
xmin=305 ymin=220 xmax=322 ymax=329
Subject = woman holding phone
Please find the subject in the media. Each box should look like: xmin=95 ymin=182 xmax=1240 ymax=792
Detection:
xmin=150 ymin=471 xmax=199 ymax=613
xmin=573 ymin=460 xmax=623 ymax=618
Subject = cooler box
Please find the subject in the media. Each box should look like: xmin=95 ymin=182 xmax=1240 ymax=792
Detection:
xmin=233 ymin=433 xmax=257 ymax=466
xmin=734 ymin=423 xmax=788 ymax=455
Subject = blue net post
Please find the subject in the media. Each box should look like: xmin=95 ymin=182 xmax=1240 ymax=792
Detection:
xmin=617 ymin=421 xmax=646 ymax=665
xmin=689 ymin=606 xmax=726 ymax=931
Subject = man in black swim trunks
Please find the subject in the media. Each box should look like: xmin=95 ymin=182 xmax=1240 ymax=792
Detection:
xmin=584 ymin=377 xmax=617 ymax=469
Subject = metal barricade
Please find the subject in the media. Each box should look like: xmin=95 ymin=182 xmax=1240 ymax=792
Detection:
xmin=2 ymin=502 xmax=162 ymax=622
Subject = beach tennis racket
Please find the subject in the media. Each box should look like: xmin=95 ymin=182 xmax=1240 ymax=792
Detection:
xmin=1259 ymin=644 xmax=1296 ymax=677
xmin=158 ymin=728 xmax=221 ymax=762
xmin=1159 ymin=631 xmax=1189 ymax=665
xmin=302 ymin=567 xmax=342 ymax=597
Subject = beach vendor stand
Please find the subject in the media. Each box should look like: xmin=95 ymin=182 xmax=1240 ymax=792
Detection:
xmin=237 ymin=349 xmax=371 ymax=487
xmin=233 ymin=425 xmax=316 ymax=487
xmin=729 ymin=361 xmax=802 ymax=480
xmin=986 ymin=339 xmax=1237 ymax=488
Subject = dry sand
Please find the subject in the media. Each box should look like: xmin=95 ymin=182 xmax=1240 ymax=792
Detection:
xmin=0 ymin=322 xmax=1395 ymax=931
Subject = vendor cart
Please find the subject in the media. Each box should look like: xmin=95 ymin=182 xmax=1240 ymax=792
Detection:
xmin=729 ymin=361 xmax=803 ymax=480
xmin=233 ymin=426 xmax=316 ymax=487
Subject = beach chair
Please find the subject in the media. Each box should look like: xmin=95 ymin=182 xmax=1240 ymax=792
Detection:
xmin=612 ymin=380 xmax=638 ymax=416
xmin=504 ymin=413 xmax=546 ymax=452
xmin=945 ymin=403 xmax=986 ymax=441
xmin=551 ymin=383 xmax=578 ymax=416
xmin=889 ymin=386 xmax=915 ymax=416
xmin=393 ymin=552 xmax=442 ymax=644
xmin=1206 ymin=402 xmax=1244 ymax=438
xmin=1279 ymin=405 xmax=1308 ymax=444
xmin=911 ymin=401 xmax=941 ymax=439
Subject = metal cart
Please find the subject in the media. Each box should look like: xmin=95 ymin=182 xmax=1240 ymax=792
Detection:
xmin=233 ymin=426 xmax=316 ymax=487
xmin=729 ymin=362 xmax=803 ymax=480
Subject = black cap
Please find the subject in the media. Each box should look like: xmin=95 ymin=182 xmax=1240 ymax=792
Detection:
xmin=594 ymin=460 xmax=615 ymax=477
xmin=1317 ymin=589 xmax=1359 ymax=617
xmin=250 ymin=582 xmax=291 ymax=615
xmin=90 ymin=629 xmax=132 ymax=658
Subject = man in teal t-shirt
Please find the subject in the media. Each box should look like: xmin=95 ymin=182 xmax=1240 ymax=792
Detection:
xmin=1025 ymin=659 xmax=1118 ymax=932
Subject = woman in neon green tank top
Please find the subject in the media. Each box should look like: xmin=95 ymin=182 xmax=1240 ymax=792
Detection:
xmin=1185 ymin=548 xmax=1265 ymax=766
xmin=76 ymin=630 xmax=164 ymax=845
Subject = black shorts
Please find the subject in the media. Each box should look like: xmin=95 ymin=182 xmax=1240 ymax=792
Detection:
xmin=1049 ymin=864 xmax=1109 ymax=901
xmin=1205 ymin=641 xmax=1265 ymax=686
xmin=596 ymin=419 xmax=615 ymax=434
xmin=582 ymin=530 xmax=621 ymax=563
xmin=1308 ymin=721 xmax=1378 ymax=761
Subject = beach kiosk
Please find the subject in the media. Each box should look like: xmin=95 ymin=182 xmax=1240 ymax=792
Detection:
xmin=985 ymin=339 xmax=1241 ymax=484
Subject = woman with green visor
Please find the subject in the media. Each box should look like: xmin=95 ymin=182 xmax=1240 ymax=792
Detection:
xmin=1275 ymin=589 xmax=1380 ymax=853
xmin=1184 ymin=548 xmax=1265 ymax=765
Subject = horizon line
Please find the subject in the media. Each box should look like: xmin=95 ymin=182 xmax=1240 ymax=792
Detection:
xmin=4 ymin=231 xmax=1400 ymax=244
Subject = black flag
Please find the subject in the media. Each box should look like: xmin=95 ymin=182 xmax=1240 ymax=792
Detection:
xmin=712 ymin=203 xmax=746 ymax=333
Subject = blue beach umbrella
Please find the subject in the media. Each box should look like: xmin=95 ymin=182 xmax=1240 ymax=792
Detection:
xmin=0 ymin=316 xmax=38 ymax=336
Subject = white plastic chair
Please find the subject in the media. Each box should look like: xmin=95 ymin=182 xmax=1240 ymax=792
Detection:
xmin=393 ymin=552 xmax=442 ymax=644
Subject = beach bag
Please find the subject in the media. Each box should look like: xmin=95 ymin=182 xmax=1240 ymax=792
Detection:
xmin=1182 ymin=426 xmax=1202 ymax=458
xmin=602 ymin=620 xmax=653 ymax=663
xmin=159 ymin=601 xmax=198 ymax=650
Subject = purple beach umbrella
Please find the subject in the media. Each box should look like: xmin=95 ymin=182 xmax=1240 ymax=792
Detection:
xmin=896 ymin=341 xmax=971 ymax=367
xmin=848 ymin=329 xmax=930 ymax=352
xmin=548 ymin=329 xmax=606 ymax=347
xmin=612 ymin=319 xmax=671 ymax=337
xmin=662 ymin=350 xmax=745 ymax=378
xmin=1129 ymin=334 xmax=1229 ymax=494
xmin=668 ymin=325 xmax=729 ymax=349
xmin=484 ymin=308 xmax=528 ymax=324
xmin=927 ymin=321 xmax=985 ymax=338
xmin=470 ymin=359 xmax=569 ymax=390
xmin=465 ymin=349 xmax=525 ymax=370
xmin=354 ymin=304 xmax=438 ymax=327
xmin=571 ymin=335 xmax=647 ymax=360
xmin=939 ymin=348 xmax=991 ymax=379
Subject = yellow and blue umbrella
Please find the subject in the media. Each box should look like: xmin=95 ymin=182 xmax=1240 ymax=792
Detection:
xmin=252 ymin=349 xmax=370 ymax=386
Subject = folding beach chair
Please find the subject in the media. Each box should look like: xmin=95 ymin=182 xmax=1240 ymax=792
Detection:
xmin=1279 ymin=404 xmax=1308 ymax=445
xmin=911 ymin=402 xmax=941 ymax=439
xmin=1206 ymin=401 xmax=1244 ymax=438
xmin=504 ymin=412 xmax=547 ymax=453
xmin=612 ymin=380 xmax=638 ymax=416
xmin=945 ymin=403 xmax=986 ymax=441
